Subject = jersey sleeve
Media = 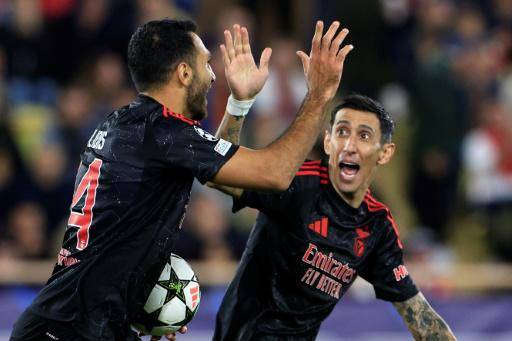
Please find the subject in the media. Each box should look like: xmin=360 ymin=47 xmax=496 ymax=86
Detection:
xmin=151 ymin=116 xmax=239 ymax=184
xmin=359 ymin=216 xmax=419 ymax=302
xmin=232 ymin=176 xmax=307 ymax=217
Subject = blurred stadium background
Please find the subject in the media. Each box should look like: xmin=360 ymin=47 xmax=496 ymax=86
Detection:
xmin=1 ymin=0 xmax=512 ymax=339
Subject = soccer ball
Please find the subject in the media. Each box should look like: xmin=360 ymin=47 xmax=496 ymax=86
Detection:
xmin=132 ymin=253 xmax=201 ymax=336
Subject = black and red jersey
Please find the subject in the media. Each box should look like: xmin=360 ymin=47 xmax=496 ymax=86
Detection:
xmin=28 ymin=94 xmax=238 ymax=339
xmin=214 ymin=160 xmax=418 ymax=341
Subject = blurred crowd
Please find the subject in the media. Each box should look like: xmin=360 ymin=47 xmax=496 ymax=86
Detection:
xmin=0 ymin=0 xmax=511 ymax=268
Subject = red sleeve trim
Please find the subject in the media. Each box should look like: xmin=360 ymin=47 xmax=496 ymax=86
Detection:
xmin=303 ymin=160 xmax=322 ymax=165
xmin=364 ymin=193 xmax=403 ymax=249
xmin=299 ymin=164 xmax=328 ymax=172
xmin=295 ymin=170 xmax=328 ymax=179
xmin=297 ymin=160 xmax=330 ymax=185
xmin=162 ymin=106 xmax=199 ymax=126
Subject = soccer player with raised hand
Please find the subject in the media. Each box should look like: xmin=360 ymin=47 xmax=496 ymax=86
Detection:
xmin=10 ymin=19 xmax=352 ymax=341
xmin=213 ymin=95 xmax=457 ymax=340
xmin=212 ymin=20 xmax=353 ymax=190
xmin=211 ymin=21 xmax=455 ymax=341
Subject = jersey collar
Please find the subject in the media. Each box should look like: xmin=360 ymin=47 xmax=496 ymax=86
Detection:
xmin=137 ymin=94 xmax=200 ymax=126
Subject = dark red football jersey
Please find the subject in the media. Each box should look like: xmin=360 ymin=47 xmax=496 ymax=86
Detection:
xmin=29 ymin=94 xmax=238 ymax=339
xmin=214 ymin=160 xmax=418 ymax=341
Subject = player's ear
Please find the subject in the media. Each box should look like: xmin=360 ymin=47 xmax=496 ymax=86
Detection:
xmin=177 ymin=62 xmax=193 ymax=87
xmin=324 ymin=130 xmax=332 ymax=156
xmin=377 ymin=142 xmax=395 ymax=165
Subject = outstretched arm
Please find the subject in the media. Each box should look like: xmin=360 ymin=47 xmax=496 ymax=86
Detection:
xmin=213 ymin=21 xmax=353 ymax=191
xmin=209 ymin=25 xmax=267 ymax=198
xmin=211 ymin=111 xmax=244 ymax=198
xmin=216 ymin=24 xmax=269 ymax=143
xmin=393 ymin=292 xmax=456 ymax=340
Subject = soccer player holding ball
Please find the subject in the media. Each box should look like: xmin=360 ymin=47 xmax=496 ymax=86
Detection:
xmin=10 ymin=19 xmax=353 ymax=341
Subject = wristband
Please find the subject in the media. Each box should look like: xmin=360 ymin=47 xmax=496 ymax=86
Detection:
xmin=226 ymin=95 xmax=255 ymax=117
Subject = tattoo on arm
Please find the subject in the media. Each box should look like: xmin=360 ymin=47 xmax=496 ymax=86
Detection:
xmin=216 ymin=114 xmax=245 ymax=144
xmin=211 ymin=113 xmax=246 ymax=197
xmin=393 ymin=292 xmax=456 ymax=340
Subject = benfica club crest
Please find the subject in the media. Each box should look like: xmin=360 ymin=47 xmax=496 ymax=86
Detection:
xmin=354 ymin=226 xmax=370 ymax=257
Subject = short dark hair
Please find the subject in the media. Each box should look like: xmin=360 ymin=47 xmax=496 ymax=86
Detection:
xmin=330 ymin=94 xmax=395 ymax=143
xmin=127 ymin=19 xmax=198 ymax=92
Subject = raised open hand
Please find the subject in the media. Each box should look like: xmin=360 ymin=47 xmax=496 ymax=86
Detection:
xmin=220 ymin=24 xmax=272 ymax=100
xmin=296 ymin=21 xmax=353 ymax=102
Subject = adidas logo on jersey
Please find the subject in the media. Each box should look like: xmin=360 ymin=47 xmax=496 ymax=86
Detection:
xmin=308 ymin=217 xmax=328 ymax=237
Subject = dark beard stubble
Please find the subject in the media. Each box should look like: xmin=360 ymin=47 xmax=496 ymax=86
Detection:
xmin=186 ymin=75 xmax=209 ymax=121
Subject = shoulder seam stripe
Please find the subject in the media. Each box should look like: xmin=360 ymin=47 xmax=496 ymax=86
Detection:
xmin=299 ymin=165 xmax=328 ymax=171
xmin=363 ymin=195 xmax=403 ymax=249
xmin=386 ymin=213 xmax=403 ymax=249
xmin=162 ymin=106 xmax=199 ymax=126
xmin=296 ymin=171 xmax=328 ymax=179
xmin=365 ymin=195 xmax=387 ymax=209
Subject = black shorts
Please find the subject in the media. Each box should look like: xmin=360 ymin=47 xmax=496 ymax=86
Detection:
xmin=11 ymin=308 xmax=143 ymax=341
xmin=10 ymin=309 xmax=83 ymax=341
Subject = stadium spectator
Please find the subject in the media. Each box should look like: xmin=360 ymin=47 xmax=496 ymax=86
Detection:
xmin=45 ymin=83 xmax=95 ymax=170
xmin=250 ymin=37 xmax=307 ymax=148
xmin=27 ymin=143 xmax=72 ymax=237
xmin=136 ymin=0 xmax=191 ymax=25
xmin=1 ymin=202 xmax=48 ymax=260
xmin=463 ymin=98 xmax=512 ymax=261
xmin=0 ymin=121 xmax=26 ymax=228
xmin=407 ymin=0 xmax=467 ymax=242
xmin=175 ymin=189 xmax=246 ymax=261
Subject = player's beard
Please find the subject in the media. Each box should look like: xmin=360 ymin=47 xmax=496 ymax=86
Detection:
xmin=186 ymin=74 xmax=209 ymax=121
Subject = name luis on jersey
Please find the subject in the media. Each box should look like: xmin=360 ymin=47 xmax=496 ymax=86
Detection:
xmin=87 ymin=130 xmax=107 ymax=150
xmin=300 ymin=243 xmax=356 ymax=299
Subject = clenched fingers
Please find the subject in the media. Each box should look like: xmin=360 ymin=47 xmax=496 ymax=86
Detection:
xmin=162 ymin=326 xmax=187 ymax=340
xmin=164 ymin=333 xmax=176 ymax=341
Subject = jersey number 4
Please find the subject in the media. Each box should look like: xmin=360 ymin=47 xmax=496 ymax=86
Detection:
xmin=68 ymin=158 xmax=102 ymax=250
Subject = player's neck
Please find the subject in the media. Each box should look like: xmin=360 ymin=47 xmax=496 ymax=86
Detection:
xmin=142 ymin=86 xmax=188 ymax=116
xmin=331 ymin=178 xmax=370 ymax=208
xmin=336 ymin=188 xmax=366 ymax=209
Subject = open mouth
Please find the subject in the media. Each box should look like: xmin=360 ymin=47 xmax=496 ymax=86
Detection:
xmin=338 ymin=161 xmax=360 ymax=180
